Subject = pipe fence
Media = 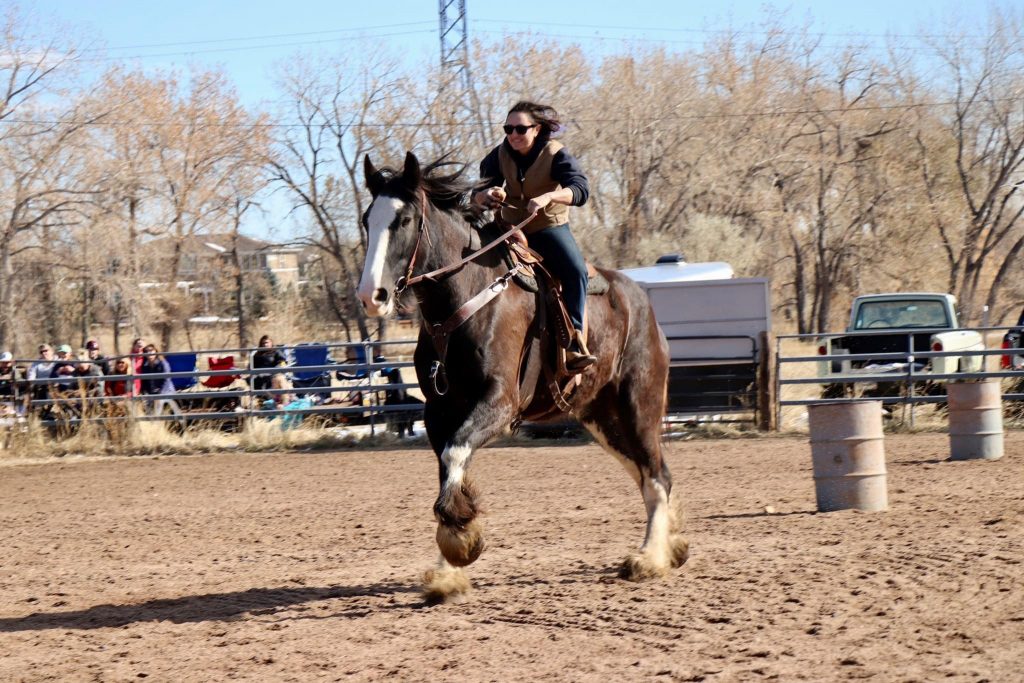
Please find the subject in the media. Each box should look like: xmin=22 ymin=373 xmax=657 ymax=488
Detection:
xmin=774 ymin=325 xmax=1024 ymax=428
xmin=0 ymin=340 xmax=423 ymax=437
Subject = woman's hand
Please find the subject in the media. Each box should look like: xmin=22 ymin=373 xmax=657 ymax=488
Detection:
xmin=526 ymin=193 xmax=552 ymax=215
xmin=474 ymin=186 xmax=506 ymax=209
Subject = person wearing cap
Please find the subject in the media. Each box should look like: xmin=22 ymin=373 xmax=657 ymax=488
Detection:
xmin=85 ymin=339 xmax=111 ymax=376
xmin=0 ymin=351 xmax=22 ymax=417
xmin=26 ymin=344 xmax=56 ymax=405
xmin=49 ymin=349 xmax=80 ymax=393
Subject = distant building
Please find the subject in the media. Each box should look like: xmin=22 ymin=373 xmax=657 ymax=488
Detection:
xmin=141 ymin=234 xmax=306 ymax=317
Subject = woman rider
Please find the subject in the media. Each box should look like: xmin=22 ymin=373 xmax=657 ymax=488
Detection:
xmin=471 ymin=100 xmax=597 ymax=373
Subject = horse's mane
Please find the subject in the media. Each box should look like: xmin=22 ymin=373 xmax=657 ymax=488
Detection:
xmin=375 ymin=154 xmax=488 ymax=229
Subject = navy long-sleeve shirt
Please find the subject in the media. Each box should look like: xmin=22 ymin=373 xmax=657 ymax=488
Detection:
xmin=479 ymin=139 xmax=590 ymax=206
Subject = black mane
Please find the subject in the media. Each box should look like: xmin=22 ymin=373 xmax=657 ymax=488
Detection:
xmin=374 ymin=154 xmax=488 ymax=228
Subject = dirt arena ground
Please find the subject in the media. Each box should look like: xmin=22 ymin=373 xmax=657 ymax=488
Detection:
xmin=1 ymin=432 xmax=1021 ymax=682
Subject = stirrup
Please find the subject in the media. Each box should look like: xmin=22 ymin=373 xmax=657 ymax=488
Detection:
xmin=565 ymin=332 xmax=597 ymax=373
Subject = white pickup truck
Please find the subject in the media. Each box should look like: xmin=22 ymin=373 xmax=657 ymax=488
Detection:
xmin=817 ymin=293 xmax=984 ymax=395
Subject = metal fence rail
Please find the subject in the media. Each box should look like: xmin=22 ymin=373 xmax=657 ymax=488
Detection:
xmin=774 ymin=325 xmax=1024 ymax=427
xmin=1 ymin=330 xmax=778 ymax=438
xmin=0 ymin=340 xmax=424 ymax=437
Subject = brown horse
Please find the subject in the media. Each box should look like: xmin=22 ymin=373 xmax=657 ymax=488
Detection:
xmin=357 ymin=152 xmax=688 ymax=602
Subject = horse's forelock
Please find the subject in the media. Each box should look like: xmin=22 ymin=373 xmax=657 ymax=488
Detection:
xmin=372 ymin=155 xmax=476 ymax=212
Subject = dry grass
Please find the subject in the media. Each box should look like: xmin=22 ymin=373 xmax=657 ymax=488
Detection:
xmin=0 ymin=413 xmax=424 ymax=462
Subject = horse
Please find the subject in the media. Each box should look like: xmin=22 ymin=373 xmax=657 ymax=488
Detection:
xmin=357 ymin=151 xmax=688 ymax=602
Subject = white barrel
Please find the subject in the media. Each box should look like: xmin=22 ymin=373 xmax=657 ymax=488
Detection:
xmin=947 ymin=380 xmax=1003 ymax=461
xmin=808 ymin=401 xmax=888 ymax=512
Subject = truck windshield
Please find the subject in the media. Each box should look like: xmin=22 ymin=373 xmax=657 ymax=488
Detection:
xmin=853 ymin=300 xmax=950 ymax=330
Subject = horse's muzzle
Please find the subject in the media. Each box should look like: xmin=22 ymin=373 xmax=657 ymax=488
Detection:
xmin=358 ymin=286 xmax=392 ymax=317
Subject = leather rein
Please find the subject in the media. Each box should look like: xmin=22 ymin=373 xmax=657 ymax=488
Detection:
xmin=393 ymin=194 xmax=537 ymax=396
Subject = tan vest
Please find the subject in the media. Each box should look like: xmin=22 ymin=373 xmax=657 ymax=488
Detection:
xmin=498 ymin=140 xmax=571 ymax=234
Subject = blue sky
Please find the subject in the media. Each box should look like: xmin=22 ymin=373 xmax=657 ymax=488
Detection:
xmin=32 ymin=0 xmax=999 ymax=108
xmin=23 ymin=0 xmax=1005 ymax=239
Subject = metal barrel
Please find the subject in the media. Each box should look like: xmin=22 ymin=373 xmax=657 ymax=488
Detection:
xmin=807 ymin=400 xmax=888 ymax=512
xmin=947 ymin=380 xmax=1004 ymax=461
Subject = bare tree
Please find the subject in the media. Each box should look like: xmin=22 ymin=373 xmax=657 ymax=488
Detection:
xmin=269 ymin=49 xmax=411 ymax=341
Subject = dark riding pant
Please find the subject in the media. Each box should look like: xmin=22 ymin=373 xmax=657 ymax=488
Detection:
xmin=527 ymin=223 xmax=588 ymax=332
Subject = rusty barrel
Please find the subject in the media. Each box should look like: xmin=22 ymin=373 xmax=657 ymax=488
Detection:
xmin=947 ymin=380 xmax=1003 ymax=461
xmin=807 ymin=400 xmax=888 ymax=512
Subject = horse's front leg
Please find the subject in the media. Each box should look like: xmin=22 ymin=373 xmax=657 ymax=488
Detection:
xmin=423 ymin=379 xmax=515 ymax=602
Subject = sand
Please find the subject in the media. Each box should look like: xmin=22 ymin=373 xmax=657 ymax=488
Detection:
xmin=1 ymin=432 xmax=1021 ymax=681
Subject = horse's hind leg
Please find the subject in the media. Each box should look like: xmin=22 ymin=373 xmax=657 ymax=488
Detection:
xmin=583 ymin=391 xmax=689 ymax=581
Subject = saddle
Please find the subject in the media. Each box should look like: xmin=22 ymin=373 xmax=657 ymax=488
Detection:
xmin=420 ymin=220 xmax=608 ymax=423
xmin=503 ymin=241 xmax=607 ymax=420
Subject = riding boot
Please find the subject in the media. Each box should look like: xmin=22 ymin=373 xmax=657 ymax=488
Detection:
xmin=565 ymin=330 xmax=597 ymax=373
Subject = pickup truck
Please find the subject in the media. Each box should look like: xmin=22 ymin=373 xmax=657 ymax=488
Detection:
xmin=1001 ymin=307 xmax=1024 ymax=370
xmin=818 ymin=293 xmax=984 ymax=397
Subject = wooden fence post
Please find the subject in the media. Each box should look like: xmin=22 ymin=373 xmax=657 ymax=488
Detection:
xmin=757 ymin=331 xmax=777 ymax=431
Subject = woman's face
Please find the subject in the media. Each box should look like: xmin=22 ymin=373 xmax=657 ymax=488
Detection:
xmin=132 ymin=339 xmax=144 ymax=352
xmin=505 ymin=112 xmax=540 ymax=154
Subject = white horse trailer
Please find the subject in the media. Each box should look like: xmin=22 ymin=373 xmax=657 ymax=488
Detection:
xmin=620 ymin=256 xmax=772 ymax=426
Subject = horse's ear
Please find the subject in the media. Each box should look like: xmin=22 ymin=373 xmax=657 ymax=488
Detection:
xmin=364 ymin=155 xmax=382 ymax=196
xmin=402 ymin=151 xmax=421 ymax=190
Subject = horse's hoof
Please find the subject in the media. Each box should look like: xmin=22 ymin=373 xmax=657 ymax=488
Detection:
xmin=669 ymin=535 xmax=691 ymax=568
xmin=617 ymin=553 xmax=669 ymax=582
xmin=422 ymin=565 xmax=471 ymax=605
xmin=436 ymin=519 xmax=485 ymax=567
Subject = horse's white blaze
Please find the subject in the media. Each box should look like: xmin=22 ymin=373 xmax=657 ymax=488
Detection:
xmin=441 ymin=444 xmax=472 ymax=490
xmin=357 ymin=196 xmax=403 ymax=317
xmin=583 ymin=421 xmax=641 ymax=484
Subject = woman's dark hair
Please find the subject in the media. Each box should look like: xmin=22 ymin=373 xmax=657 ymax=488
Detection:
xmin=508 ymin=101 xmax=561 ymax=135
xmin=258 ymin=335 xmax=272 ymax=346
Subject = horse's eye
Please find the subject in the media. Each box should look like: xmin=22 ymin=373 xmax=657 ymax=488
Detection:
xmin=401 ymin=216 xmax=412 ymax=228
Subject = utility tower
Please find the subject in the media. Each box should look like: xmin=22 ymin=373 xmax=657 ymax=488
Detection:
xmin=437 ymin=0 xmax=487 ymax=146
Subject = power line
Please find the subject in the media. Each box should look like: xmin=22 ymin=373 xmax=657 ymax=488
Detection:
xmin=2 ymin=98 xmax=1009 ymax=130
xmin=94 ymin=21 xmax=436 ymax=52
xmin=76 ymin=29 xmax=437 ymax=62
xmin=471 ymin=19 xmax=996 ymax=42
xmin=470 ymin=27 xmax=982 ymax=53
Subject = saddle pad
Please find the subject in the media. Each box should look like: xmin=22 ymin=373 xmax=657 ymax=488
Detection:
xmin=512 ymin=268 xmax=609 ymax=295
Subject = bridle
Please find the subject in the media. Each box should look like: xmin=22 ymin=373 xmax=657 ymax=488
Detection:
xmin=393 ymin=192 xmax=535 ymax=297
xmin=385 ymin=191 xmax=538 ymax=396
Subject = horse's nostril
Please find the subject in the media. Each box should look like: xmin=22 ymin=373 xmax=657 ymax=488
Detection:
xmin=373 ymin=288 xmax=390 ymax=305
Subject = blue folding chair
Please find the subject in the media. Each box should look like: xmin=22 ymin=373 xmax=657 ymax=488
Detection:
xmin=336 ymin=345 xmax=371 ymax=380
xmin=165 ymin=353 xmax=198 ymax=391
xmin=291 ymin=344 xmax=331 ymax=400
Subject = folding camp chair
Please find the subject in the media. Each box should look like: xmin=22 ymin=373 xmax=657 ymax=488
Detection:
xmin=202 ymin=355 xmax=240 ymax=389
xmin=291 ymin=344 xmax=331 ymax=401
xmin=165 ymin=353 xmax=198 ymax=391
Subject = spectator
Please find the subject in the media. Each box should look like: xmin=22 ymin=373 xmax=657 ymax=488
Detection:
xmin=130 ymin=337 xmax=146 ymax=395
xmin=0 ymin=351 xmax=21 ymax=416
xmin=26 ymin=344 xmax=56 ymax=403
xmin=84 ymin=339 xmax=111 ymax=376
xmin=139 ymin=344 xmax=181 ymax=418
xmin=139 ymin=344 xmax=174 ymax=396
xmin=71 ymin=356 xmax=104 ymax=397
xmin=251 ymin=334 xmax=288 ymax=393
xmin=104 ymin=357 xmax=133 ymax=397
xmin=49 ymin=355 xmax=80 ymax=394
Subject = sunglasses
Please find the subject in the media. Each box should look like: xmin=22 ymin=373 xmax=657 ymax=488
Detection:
xmin=503 ymin=124 xmax=537 ymax=135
